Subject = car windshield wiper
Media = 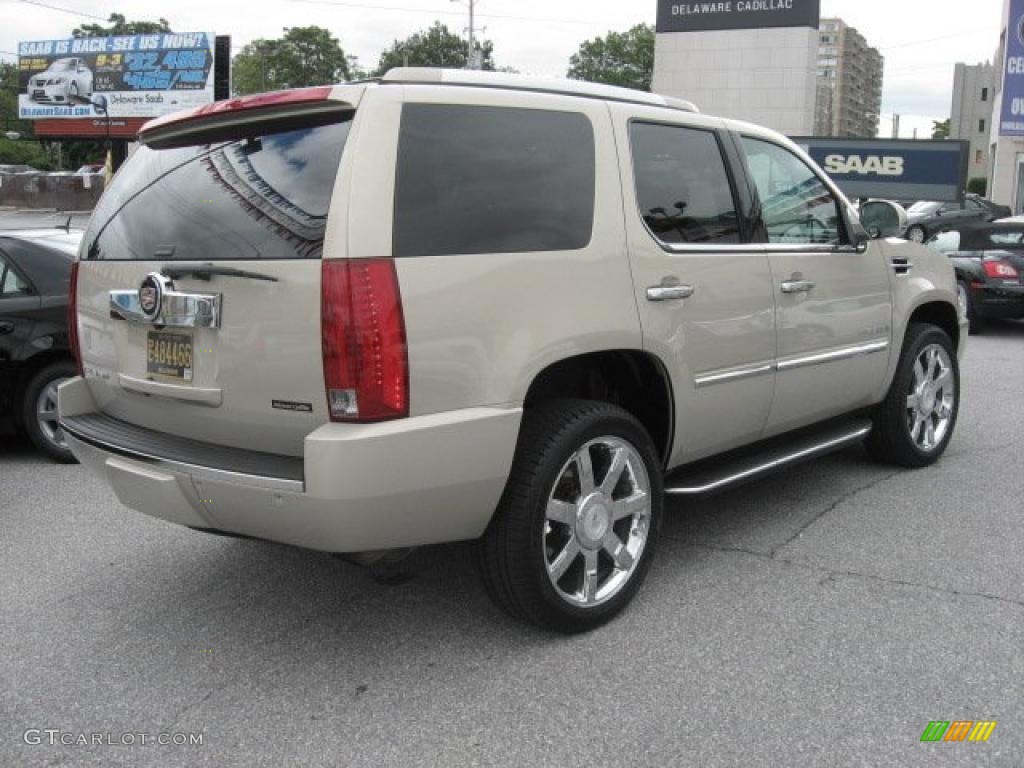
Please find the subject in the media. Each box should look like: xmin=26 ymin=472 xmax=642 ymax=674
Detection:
xmin=161 ymin=264 xmax=279 ymax=283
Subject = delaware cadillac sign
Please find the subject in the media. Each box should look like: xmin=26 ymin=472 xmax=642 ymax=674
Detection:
xmin=657 ymin=0 xmax=821 ymax=33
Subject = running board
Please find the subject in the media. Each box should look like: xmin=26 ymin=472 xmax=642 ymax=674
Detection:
xmin=664 ymin=418 xmax=873 ymax=496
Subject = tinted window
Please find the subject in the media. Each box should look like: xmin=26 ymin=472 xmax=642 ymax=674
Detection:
xmin=0 ymin=253 xmax=31 ymax=296
xmin=630 ymin=122 xmax=740 ymax=245
xmin=741 ymin=137 xmax=843 ymax=245
xmin=965 ymin=198 xmax=984 ymax=211
xmin=83 ymin=120 xmax=350 ymax=261
xmin=989 ymin=229 xmax=1024 ymax=246
xmin=394 ymin=104 xmax=594 ymax=257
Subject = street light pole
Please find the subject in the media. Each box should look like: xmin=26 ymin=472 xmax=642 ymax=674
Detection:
xmin=451 ymin=0 xmax=481 ymax=69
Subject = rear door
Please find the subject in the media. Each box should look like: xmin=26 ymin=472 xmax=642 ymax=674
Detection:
xmin=75 ymin=95 xmax=358 ymax=456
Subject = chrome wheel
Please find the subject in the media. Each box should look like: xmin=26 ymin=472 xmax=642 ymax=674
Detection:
xmin=906 ymin=344 xmax=955 ymax=452
xmin=543 ymin=436 xmax=652 ymax=608
xmin=36 ymin=378 xmax=68 ymax=450
xmin=907 ymin=226 xmax=925 ymax=243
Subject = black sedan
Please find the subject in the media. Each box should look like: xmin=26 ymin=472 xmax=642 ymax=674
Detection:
xmin=0 ymin=229 xmax=81 ymax=461
xmin=904 ymin=194 xmax=1012 ymax=243
xmin=925 ymin=222 xmax=1024 ymax=333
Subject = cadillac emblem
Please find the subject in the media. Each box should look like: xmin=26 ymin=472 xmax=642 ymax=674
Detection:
xmin=139 ymin=273 xmax=167 ymax=320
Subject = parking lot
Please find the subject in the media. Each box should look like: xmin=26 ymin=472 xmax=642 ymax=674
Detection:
xmin=0 ymin=315 xmax=1019 ymax=766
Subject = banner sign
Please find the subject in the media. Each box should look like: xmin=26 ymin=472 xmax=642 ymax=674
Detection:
xmin=793 ymin=138 xmax=969 ymax=203
xmin=1000 ymin=0 xmax=1024 ymax=135
xmin=17 ymin=32 xmax=215 ymax=120
xmin=656 ymin=0 xmax=820 ymax=33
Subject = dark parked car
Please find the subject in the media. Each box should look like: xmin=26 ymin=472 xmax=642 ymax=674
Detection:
xmin=925 ymin=222 xmax=1024 ymax=333
xmin=904 ymin=194 xmax=1012 ymax=243
xmin=0 ymin=229 xmax=82 ymax=461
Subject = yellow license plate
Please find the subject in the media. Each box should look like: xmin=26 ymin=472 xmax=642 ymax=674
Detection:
xmin=146 ymin=331 xmax=193 ymax=381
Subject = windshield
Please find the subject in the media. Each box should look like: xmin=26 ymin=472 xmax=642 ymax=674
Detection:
xmin=48 ymin=59 xmax=76 ymax=72
xmin=82 ymin=118 xmax=351 ymax=261
xmin=908 ymin=201 xmax=941 ymax=215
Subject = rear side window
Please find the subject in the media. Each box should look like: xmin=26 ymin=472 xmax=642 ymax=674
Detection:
xmin=83 ymin=120 xmax=350 ymax=261
xmin=629 ymin=122 xmax=740 ymax=245
xmin=394 ymin=104 xmax=595 ymax=257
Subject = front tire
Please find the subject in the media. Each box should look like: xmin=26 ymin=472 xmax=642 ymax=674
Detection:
xmin=957 ymin=280 xmax=984 ymax=334
xmin=479 ymin=400 xmax=663 ymax=632
xmin=866 ymin=324 xmax=959 ymax=468
xmin=22 ymin=361 xmax=77 ymax=463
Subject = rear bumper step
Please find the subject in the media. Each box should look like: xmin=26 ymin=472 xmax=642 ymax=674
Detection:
xmin=60 ymin=412 xmax=304 ymax=493
xmin=665 ymin=417 xmax=872 ymax=496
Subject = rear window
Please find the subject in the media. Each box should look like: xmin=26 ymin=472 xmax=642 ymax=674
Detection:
xmin=394 ymin=104 xmax=595 ymax=257
xmin=82 ymin=119 xmax=350 ymax=261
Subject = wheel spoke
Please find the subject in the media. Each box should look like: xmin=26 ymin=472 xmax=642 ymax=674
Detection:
xmin=612 ymin=491 xmax=649 ymax=521
xmin=905 ymin=394 xmax=917 ymax=412
xmin=924 ymin=420 xmax=936 ymax=449
xmin=599 ymin=447 xmax=628 ymax=495
xmin=582 ymin=549 xmax=599 ymax=603
xmin=602 ymin=532 xmax=634 ymax=570
xmin=926 ymin=349 xmax=939 ymax=380
xmin=548 ymin=537 xmax=580 ymax=582
xmin=933 ymin=368 xmax=952 ymax=390
xmin=546 ymin=499 xmax=576 ymax=526
xmin=910 ymin=414 xmax=924 ymax=442
xmin=38 ymin=407 xmax=57 ymax=420
xmin=575 ymin=448 xmax=595 ymax=495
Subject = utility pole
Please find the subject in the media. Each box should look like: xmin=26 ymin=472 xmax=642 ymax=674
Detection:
xmin=892 ymin=113 xmax=900 ymax=139
xmin=452 ymin=0 xmax=481 ymax=69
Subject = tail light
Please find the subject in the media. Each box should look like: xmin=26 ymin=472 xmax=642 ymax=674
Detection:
xmin=982 ymin=259 xmax=1019 ymax=280
xmin=321 ymin=259 xmax=408 ymax=422
xmin=68 ymin=261 xmax=83 ymax=375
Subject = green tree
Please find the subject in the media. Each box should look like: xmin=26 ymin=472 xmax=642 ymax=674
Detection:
xmin=232 ymin=26 xmax=352 ymax=95
xmin=0 ymin=137 xmax=53 ymax=169
xmin=568 ymin=24 xmax=655 ymax=92
xmin=931 ymin=118 xmax=951 ymax=140
xmin=73 ymin=13 xmax=172 ymax=38
xmin=375 ymin=22 xmax=494 ymax=75
xmin=1 ymin=62 xmax=34 ymax=139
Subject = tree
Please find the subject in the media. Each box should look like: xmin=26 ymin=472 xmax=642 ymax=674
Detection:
xmin=0 ymin=137 xmax=53 ymax=170
xmin=73 ymin=13 xmax=172 ymax=38
xmin=967 ymin=177 xmax=987 ymax=196
xmin=232 ymin=26 xmax=352 ymax=95
xmin=931 ymin=118 xmax=951 ymax=140
xmin=375 ymin=22 xmax=495 ymax=75
xmin=568 ymin=24 xmax=654 ymax=92
xmin=1 ymin=62 xmax=33 ymax=139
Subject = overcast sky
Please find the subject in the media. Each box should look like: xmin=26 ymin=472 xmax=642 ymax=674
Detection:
xmin=0 ymin=0 xmax=1006 ymax=137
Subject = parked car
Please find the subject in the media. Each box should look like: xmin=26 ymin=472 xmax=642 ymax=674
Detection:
xmin=0 ymin=229 xmax=82 ymax=461
xmin=904 ymin=194 xmax=1011 ymax=243
xmin=27 ymin=58 xmax=94 ymax=105
xmin=58 ymin=70 xmax=965 ymax=631
xmin=925 ymin=222 xmax=1024 ymax=333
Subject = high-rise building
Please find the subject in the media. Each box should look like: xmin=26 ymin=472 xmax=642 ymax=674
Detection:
xmin=951 ymin=62 xmax=996 ymax=185
xmin=814 ymin=19 xmax=884 ymax=137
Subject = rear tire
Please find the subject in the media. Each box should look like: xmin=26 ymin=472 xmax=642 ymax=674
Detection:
xmin=479 ymin=399 xmax=663 ymax=633
xmin=22 ymin=361 xmax=77 ymax=463
xmin=866 ymin=324 xmax=959 ymax=468
xmin=906 ymin=225 xmax=926 ymax=243
xmin=957 ymin=280 xmax=984 ymax=334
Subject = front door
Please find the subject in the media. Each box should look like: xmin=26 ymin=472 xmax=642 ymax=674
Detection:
xmin=612 ymin=106 xmax=777 ymax=465
xmin=737 ymin=135 xmax=893 ymax=435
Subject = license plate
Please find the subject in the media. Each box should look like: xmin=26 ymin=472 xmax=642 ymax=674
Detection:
xmin=146 ymin=331 xmax=193 ymax=381
xmin=33 ymin=90 xmax=45 ymax=98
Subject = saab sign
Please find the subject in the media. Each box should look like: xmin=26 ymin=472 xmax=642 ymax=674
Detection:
xmin=794 ymin=138 xmax=969 ymax=203
xmin=1000 ymin=0 xmax=1024 ymax=135
xmin=656 ymin=0 xmax=820 ymax=33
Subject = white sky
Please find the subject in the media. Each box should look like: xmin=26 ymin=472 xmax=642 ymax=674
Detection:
xmin=0 ymin=0 xmax=1006 ymax=138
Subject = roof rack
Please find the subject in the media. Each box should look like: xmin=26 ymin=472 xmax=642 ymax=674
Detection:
xmin=379 ymin=68 xmax=699 ymax=113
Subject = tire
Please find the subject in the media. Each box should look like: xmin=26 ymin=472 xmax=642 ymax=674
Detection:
xmin=479 ymin=399 xmax=663 ymax=633
xmin=905 ymin=225 xmax=926 ymax=243
xmin=865 ymin=324 xmax=959 ymax=468
xmin=956 ymin=280 xmax=984 ymax=334
xmin=22 ymin=361 xmax=77 ymax=463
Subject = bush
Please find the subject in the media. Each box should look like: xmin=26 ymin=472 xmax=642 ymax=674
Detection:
xmin=0 ymin=138 xmax=53 ymax=171
xmin=967 ymin=177 xmax=988 ymax=196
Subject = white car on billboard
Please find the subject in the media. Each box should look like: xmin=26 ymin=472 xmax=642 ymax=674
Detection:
xmin=28 ymin=58 xmax=94 ymax=105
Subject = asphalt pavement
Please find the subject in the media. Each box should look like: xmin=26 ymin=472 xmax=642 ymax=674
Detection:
xmin=1 ymin=320 xmax=1022 ymax=767
xmin=0 ymin=208 xmax=92 ymax=232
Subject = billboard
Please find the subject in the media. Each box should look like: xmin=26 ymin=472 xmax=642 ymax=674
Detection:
xmin=1000 ymin=0 xmax=1024 ymax=135
xmin=656 ymin=0 xmax=820 ymax=33
xmin=17 ymin=32 xmax=215 ymax=120
xmin=794 ymin=138 xmax=969 ymax=203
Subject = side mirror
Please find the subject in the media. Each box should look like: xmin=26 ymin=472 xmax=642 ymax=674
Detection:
xmin=859 ymin=200 xmax=908 ymax=240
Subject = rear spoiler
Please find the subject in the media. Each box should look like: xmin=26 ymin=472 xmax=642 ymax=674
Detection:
xmin=138 ymin=86 xmax=356 ymax=149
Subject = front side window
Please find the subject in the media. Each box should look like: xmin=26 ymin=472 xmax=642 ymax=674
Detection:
xmin=741 ymin=137 xmax=843 ymax=246
xmin=629 ymin=122 xmax=740 ymax=245
xmin=394 ymin=104 xmax=595 ymax=257
xmin=926 ymin=230 xmax=961 ymax=254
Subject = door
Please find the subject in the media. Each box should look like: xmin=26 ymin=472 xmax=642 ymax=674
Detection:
xmin=612 ymin=106 xmax=777 ymax=466
xmin=0 ymin=250 xmax=41 ymax=370
xmin=737 ymin=135 xmax=893 ymax=435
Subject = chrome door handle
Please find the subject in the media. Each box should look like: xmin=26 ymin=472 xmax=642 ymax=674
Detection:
xmin=646 ymin=284 xmax=695 ymax=302
xmin=780 ymin=279 xmax=816 ymax=294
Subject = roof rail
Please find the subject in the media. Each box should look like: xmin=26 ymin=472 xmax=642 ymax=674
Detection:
xmin=380 ymin=68 xmax=699 ymax=113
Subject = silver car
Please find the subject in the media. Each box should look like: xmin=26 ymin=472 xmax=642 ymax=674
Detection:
xmin=28 ymin=58 xmax=94 ymax=105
